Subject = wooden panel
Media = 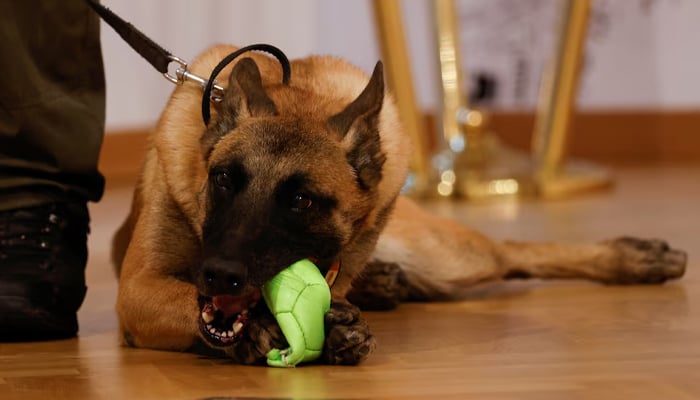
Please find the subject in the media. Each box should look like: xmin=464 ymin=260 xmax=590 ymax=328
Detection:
xmin=98 ymin=129 xmax=150 ymax=188
xmin=485 ymin=111 xmax=700 ymax=164
xmin=1 ymin=166 xmax=698 ymax=399
xmin=99 ymin=112 xmax=700 ymax=185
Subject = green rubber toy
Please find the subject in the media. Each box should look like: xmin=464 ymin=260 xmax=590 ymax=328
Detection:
xmin=262 ymin=259 xmax=331 ymax=367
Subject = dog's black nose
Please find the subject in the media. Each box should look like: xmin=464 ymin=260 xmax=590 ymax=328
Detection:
xmin=199 ymin=257 xmax=247 ymax=296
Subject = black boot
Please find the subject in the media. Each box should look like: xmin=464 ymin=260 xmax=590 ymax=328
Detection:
xmin=0 ymin=202 xmax=90 ymax=341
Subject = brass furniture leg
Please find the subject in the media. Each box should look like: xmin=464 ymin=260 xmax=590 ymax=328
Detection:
xmin=371 ymin=0 xmax=430 ymax=193
xmin=431 ymin=0 xmax=485 ymax=197
xmin=373 ymin=0 xmax=611 ymax=200
xmin=532 ymin=0 xmax=612 ymax=197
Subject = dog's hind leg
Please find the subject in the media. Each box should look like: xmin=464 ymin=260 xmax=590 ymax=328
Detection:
xmin=372 ymin=197 xmax=687 ymax=300
xmin=346 ymin=261 xmax=409 ymax=310
xmin=370 ymin=196 xmax=505 ymax=300
xmin=495 ymin=236 xmax=686 ymax=285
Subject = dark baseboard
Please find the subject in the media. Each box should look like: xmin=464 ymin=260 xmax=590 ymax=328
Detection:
xmin=481 ymin=111 xmax=700 ymax=164
xmin=101 ymin=111 xmax=700 ymax=184
xmin=99 ymin=128 xmax=150 ymax=188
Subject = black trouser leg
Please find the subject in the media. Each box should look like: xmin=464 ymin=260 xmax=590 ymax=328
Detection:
xmin=0 ymin=0 xmax=106 ymax=211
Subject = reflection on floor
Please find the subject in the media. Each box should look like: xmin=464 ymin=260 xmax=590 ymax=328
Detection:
xmin=1 ymin=166 xmax=698 ymax=400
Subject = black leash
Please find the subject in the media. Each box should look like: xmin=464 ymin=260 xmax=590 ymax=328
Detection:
xmin=85 ymin=0 xmax=291 ymax=126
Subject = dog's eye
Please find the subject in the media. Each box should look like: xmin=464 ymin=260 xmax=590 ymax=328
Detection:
xmin=291 ymin=193 xmax=313 ymax=212
xmin=213 ymin=171 xmax=232 ymax=189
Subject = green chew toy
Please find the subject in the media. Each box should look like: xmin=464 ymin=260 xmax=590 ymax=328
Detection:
xmin=262 ymin=259 xmax=331 ymax=367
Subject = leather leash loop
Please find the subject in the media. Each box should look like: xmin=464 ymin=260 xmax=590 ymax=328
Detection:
xmin=201 ymin=44 xmax=292 ymax=126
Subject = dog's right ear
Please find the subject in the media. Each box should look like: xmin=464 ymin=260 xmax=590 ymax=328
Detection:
xmin=201 ymin=57 xmax=278 ymax=158
xmin=328 ymin=62 xmax=386 ymax=191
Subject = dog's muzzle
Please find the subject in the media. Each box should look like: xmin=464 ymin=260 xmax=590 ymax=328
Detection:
xmin=197 ymin=289 xmax=262 ymax=347
xmin=197 ymin=257 xmax=261 ymax=347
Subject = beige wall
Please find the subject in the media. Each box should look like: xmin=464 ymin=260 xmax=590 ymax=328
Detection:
xmin=101 ymin=0 xmax=700 ymax=131
xmin=457 ymin=0 xmax=700 ymax=110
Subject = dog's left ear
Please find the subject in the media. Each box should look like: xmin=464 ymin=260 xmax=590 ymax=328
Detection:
xmin=201 ymin=57 xmax=278 ymax=157
xmin=328 ymin=61 xmax=387 ymax=191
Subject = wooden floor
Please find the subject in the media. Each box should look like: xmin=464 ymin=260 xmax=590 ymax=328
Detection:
xmin=1 ymin=165 xmax=698 ymax=400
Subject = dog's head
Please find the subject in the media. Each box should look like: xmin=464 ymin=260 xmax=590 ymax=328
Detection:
xmin=191 ymin=57 xmax=389 ymax=347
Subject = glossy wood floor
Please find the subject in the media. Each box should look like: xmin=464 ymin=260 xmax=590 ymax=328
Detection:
xmin=1 ymin=166 xmax=698 ymax=400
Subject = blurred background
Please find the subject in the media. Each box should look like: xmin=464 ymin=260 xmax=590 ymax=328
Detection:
xmin=99 ymin=0 xmax=700 ymax=185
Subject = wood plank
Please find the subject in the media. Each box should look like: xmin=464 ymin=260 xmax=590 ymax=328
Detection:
xmin=1 ymin=165 xmax=698 ymax=399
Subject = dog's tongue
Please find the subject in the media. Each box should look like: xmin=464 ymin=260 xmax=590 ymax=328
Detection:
xmin=212 ymin=291 xmax=261 ymax=318
xmin=212 ymin=295 xmax=248 ymax=318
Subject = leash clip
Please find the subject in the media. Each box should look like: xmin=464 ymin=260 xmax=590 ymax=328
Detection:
xmin=164 ymin=55 xmax=225 ymax=102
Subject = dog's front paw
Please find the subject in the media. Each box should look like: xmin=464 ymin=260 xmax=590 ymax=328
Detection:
xmin=606 ymin=237 xmax=687 ymax=284
xmin=224 ymin=313 xmax=287 ymax=365
xmin=322 ymin=302 xmax=376 ymax=365
xmin=325 ymin=301 xmax=361 ymax=326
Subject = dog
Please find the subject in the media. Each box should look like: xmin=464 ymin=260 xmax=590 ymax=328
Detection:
xmin=112 ymin=45 xmax=687 ymax=365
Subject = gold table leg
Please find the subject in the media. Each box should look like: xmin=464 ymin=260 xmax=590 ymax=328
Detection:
xmin=373 ymin=0 xmax=612 ymax=201
xmin=531 ymin=0 xmax=612 ymax=197
xmin=431 ymin=0 xmax=485 ymax=197
xmin=432 ymin=0 xmax=611 ymax=200
xmin=371 ymin=0 xmax=430 ymax=193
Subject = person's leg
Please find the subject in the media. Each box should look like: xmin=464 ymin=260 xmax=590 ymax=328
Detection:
xmin=0 ymin=0 xmax=106 ymax=340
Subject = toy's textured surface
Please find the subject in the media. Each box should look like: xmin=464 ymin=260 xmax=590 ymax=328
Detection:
xmin=262 ymin=259 xmax=331 ymax=367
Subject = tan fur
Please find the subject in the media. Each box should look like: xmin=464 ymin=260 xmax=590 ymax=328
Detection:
xmin=115 ymin=45 xmax=409 ymax=350
xmin=115 ymin=45 xmax=686 ymax=359
xmin=376 ymin=197 xmax=686 ymax=299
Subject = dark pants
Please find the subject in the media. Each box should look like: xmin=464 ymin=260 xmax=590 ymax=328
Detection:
xmin=0 ymin=1 xmax=106 ymax=211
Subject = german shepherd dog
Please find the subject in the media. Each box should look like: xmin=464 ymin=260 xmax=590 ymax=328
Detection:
xmin=113 ymin=45 xmax=687 ymax=365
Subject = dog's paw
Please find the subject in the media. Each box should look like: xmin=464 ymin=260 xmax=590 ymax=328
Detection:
xmin=325 ymin=301 xmax=361 ymax=326
xmin=322 ymin=315 xmax=376 ymax=365
xmin=224 ymin=313 xmax=287 ymax=365
xmin=606 ymin=236 xmax=687 ymax=284
xmin=346 ymin=261 xmax=408 ymax=311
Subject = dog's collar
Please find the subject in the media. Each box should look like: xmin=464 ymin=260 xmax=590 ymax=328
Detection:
xmin=311 ymin=258 xmax=340 ymax=288
xmin=324 ymin=260 xmax=341 ymax=287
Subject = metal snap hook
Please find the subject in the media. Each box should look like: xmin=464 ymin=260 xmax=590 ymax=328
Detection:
xmin=164 ymin=55 xmax=225 ymax=102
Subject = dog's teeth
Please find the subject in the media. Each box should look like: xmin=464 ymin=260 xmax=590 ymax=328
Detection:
xmin=228 ymin=330 xmax=235 ymax=337
xmin=233 ymin=322 xmax=243 ymax=334
xmin=221 ymin=331 xmax=228 ymax=338
xmin=209 ymin=327 xmax=216 ymax=334
xmin=202 ymin=311 xmax=214 ymax=324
